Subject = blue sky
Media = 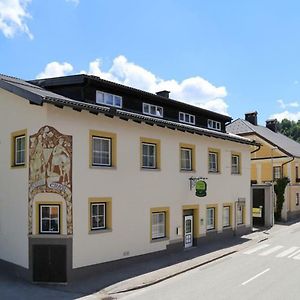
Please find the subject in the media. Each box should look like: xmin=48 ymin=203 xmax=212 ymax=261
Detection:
xmin=2 ymin=0 xmax=300 ymax=124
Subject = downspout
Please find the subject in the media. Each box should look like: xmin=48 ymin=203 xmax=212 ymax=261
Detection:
xmin=251 ymin=143 xmax=261 ymax=154
xmin=279 ymin=156 xmax=294 ymax=221
xmin=281 ymin=156 xmax=295 ymax=178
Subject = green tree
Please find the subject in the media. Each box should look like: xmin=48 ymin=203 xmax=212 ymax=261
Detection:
xmin=274 ymin=177 xmax=290 ymax=221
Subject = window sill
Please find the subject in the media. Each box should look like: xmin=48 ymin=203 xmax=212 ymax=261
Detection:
xmin=11 ymin=164 xmax=26 ymax=169
xmin=206 ymin=228 xmax=216 ymax=232
xmin=89 ymin=229 xmax=112 ymax=235
xmin=150 ymin=237 xmax=169 ymax=243
xmin=231 ymin=173 xmax=241 ymax=176
xmin=141 ymin=167 xmax=161 ymax=171
xmin=28 ymin=234 xmax=71 ymax=239
xmin=208 ymin=171 xmax=220 ymax=174
xmin=180 ymin=169 xmax=196 ymax=173
xmin=90 ymin=165 xmax=117 ymax=170
xmin=223 ymin=226 xmax=232 ymax=229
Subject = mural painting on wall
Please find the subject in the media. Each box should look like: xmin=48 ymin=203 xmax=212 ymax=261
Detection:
xmin=28 ymin=126 xmax=72 ymax=235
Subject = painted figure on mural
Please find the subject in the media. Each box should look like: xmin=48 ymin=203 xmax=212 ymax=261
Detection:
xmin=30 ymin=134 xmax=45 ymax=181
xmin=51 ymin=137 xmax=71 ymax=185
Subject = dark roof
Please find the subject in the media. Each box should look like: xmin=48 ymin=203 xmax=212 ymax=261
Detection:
xmin=226 ymin=118 xmax=300 ymax=157
xmin=0 ymin=73 xmax=256 ymax=146
xmin=30 ymin=74 xmax=232 ymax=122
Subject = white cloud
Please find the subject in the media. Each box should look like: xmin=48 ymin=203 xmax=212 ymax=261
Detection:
xmin=277 ymin=99 xmax=299 ymax=109
xmin=65 ymin=0 xmax=79 ymax=6
xmin=270 ymin=111 xmax=300 ymax=122
xmin=0 ymin=0 xmax=33 ymax=39
xmin=83 ymin=55 xmax=229 ymax=115
xmin=36 ymin=62 xmax=73 ymax=79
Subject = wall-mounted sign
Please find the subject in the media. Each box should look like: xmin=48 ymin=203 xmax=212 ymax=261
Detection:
xmin=195 ymin=180 xmax=207 ymax=197
xmin=252 ymin=207 xmax=262 ymax=218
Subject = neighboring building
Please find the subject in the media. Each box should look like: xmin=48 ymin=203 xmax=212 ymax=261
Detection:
xmin=227 ymin=112 xmax=300 ymax=224
xmin=0 ymin=74 xmax=256 ymax=283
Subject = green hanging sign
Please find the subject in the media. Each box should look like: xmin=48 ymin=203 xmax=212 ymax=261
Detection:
xmin=195 ymin=180 xmax=207 ymax=197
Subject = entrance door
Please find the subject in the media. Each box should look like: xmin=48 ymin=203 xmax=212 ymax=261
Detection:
xmin=184 ymin=215 xmax=193 ymax=248
xmin=253 ymin=189 xmax=265 ymax=226
xmin=33 ymin=245 xmax=67 ymax=283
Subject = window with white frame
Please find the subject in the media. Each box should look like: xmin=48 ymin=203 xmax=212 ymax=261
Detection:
xmin=143 ymin=103 xmax=163 ymax=118
xmin=296 ymin=193 xmax=300 ymax=206
xmin=92 ymin=136 xmax=111 ymax=166
xmin=142 ymin=143 xmax=156 ymax=168
xmin=237 ymin=204 xmax=244 ymax=225
xmin=223 ymin=206 xmax=230 ymax=227
xmin=231 ymin=154 xmax=240 ymax=174
xmin=273 ymin=166 xmax=281 ymax=180
xmin=208 ymin=151 xmax=218 ymax=172
xmin=207 ymin=119 xmax=221 ymax=131
xmin=151 ymin=212 xmax=166 ymax=239
xmin=180 ymin=148 xmax=192 ymax=171
xmin=91 ymin=203 xmax=106 ymax=230
xmin=40 ymin=204 xmax=60 ymax=234
xmin=207 ymin=207 xmax=215 ymax=230
xmin=179 ymin=112 xmax=195 ymax=125
xmin=96 ymin=90 xmax=122 ymax=108
xmin=14 ymin=135 xmax=26 ymax=165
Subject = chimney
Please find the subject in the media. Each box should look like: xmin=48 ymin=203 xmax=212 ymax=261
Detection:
xmin=245 ymin=111 xmax=258 ymax=125
xmin=156 ymin=90 xmax=170 ymax=98
xmin=266 ymin=119 xmax=278 ymax=132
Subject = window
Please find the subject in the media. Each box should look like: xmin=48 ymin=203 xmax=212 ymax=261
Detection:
xmin=91 ymin=203 xmax=106 ymax=230
xmin=237 ymin=204 xmax=244 ymax=225
xmin=151 ymin=212 xmax=166 ymax=239
xmin=96 ymin=90 xmax=122 ymax=108
xmin=208 ymin=149 xmax=220 ymax=173
xmin=92 ymin=137 xmax=111 ymax=166
xmin=89 ymin=130 xmax=116 ymax=168
xmin=150 ymin=207 xmax=169 ymax=240
xmin=231 ymin=154 xmax=241 ymax=174
xmin=143 ymin=103 xmax=163 ymax=118
xmin=11 ymin=129 xmax=27 ymax=167
xmin=296 ymin=166 xmax=300 ymax=182
xmin=39 ymin=204 xmax=60 ymax=234
xmin=179 ymin=112 xmax=195 ymax=125
xmin=296 ymin=193 xmax=300 ymax=206
xmin=141 ymin=137 xmax=161 ymax=169
xmin=273 ymin=166 xmax=281 ymax=181
xmin=181 ymin=148 xmax=192 ymax=171
xmin=142 ymin=143 xmax=156 ymax=168
xmin=223 ymin=206 xmax=230 ymax=227
xmin=207 ymin=119 xmax=221 ymax=131
xmin=207 ymin=207 xmax=215 ymax=230
xmin=89 ymin=198 xmax=112 ymax=232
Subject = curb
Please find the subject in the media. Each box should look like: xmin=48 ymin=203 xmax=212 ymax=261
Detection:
xmin=106 ymin=250 xmax=236 ymax=295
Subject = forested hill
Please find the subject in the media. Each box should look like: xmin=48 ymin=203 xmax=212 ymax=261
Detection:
xmin=278 ymin=119 xmax=300 ymax=143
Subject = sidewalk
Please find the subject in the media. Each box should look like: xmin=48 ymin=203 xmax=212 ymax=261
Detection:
xmin=78 ymin=227 xmax=273 ymax=300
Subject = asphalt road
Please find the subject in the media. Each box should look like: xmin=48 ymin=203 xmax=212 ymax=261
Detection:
xmin=120 ymin=222 xmax=300 ymax=300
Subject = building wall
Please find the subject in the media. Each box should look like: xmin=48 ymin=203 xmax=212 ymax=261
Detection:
xmin=0 ymin=90 xmax=46 ymax=268
xmin=44 ymin=104 xmax=251 ymax=269
xmin=248 ymin=133 xmax=300 ymax=219
xmin=0 ymin=92 xmax=252 ymax=270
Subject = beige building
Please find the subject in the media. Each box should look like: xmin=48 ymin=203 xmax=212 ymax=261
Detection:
xmin=227 ymin=112 xmax=300 ymax=223
xmin=0 ymin=74 xmax=256 ymax=283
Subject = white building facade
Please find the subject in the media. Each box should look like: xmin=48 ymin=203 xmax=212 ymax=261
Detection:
xmin=0 ymin=74 xmax=255 ymax=282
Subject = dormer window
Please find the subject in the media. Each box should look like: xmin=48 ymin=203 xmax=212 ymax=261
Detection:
xmin=207 ymin=119 xmax=221 ymax=131
xmin=96 ymin=91 xmax=122 ymax=108
xmin=179 ymin=112 xmax=195 ymax=125
xmin=143 ymin=103 xmax=163 ymax=118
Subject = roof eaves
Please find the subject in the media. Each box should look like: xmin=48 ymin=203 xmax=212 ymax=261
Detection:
xmin=42 ymin=96 xmax=256 ymax=146
xmin=0 ymin=79 xmax=43 ymax=105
